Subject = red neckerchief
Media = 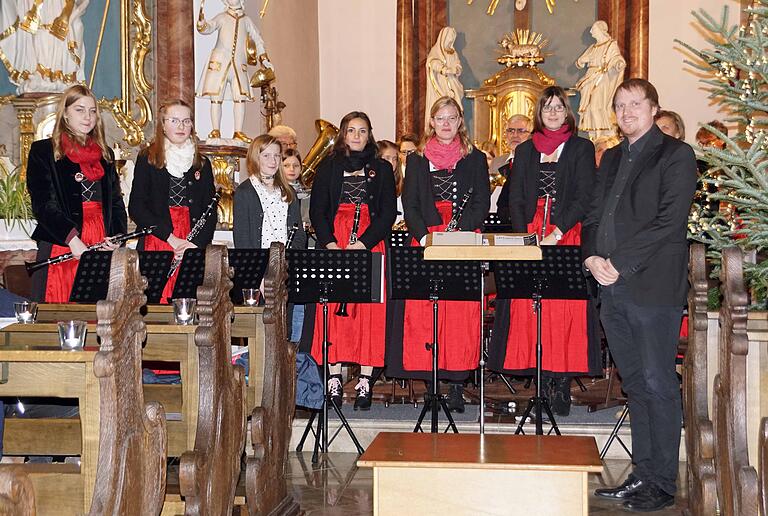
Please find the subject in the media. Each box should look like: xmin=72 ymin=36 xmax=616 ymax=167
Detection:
xmin=532 ymin=125 xmax=572 ymax=156
xmin=61 ymin=133 xmax=105 ymax=182
xmin=424 ymin=136 xmax=463 ymax=171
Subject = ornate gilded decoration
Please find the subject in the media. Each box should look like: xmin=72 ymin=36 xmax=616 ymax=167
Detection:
xmin=466 ymin=31 xmax=554 ymax=155
xmin=128 ymin=0 xmax=152 ymax=129
xmin=11 ymin=94 xmax=59 ymax=180
xmin=467 ymin=0 xmax=575 ymax=15
xmin=200 ymin=144 xmax=247 ymax=230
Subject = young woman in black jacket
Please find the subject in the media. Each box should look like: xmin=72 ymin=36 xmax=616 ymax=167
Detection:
xmin=26 ymin=85 xmax=127 ymax=302
xmin=386 ymin=96 xmax=491 ymax=413
xmin=301 ymin=111 xmax=396 ymax=410
xmin=129 ymin=99 xmax=216 ymax=302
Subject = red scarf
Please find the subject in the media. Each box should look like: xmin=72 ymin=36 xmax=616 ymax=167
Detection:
xmin=61 ymin=133 xmax=105 ymax=182
xmin=424 ymin=136 xmax=463 ymax=171
xmin=532 ymin=125 xmax=572 ymax=156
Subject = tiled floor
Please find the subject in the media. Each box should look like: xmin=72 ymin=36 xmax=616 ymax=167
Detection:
xmin=286 ymin=452 xmax=687 ymax=515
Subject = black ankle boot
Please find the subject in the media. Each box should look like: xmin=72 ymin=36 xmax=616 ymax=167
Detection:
xmin=353 ymin=375 xmax=373 ymax=411
xmin=447 ymin=383 xmax=465 ymax=413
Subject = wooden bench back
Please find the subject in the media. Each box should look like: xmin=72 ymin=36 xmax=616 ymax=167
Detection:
xmin=683 ymin=243 xmax=718 ymax=515
xmin=90 ymin=248 xmax=168 ymax=515
xmin=246 ymin=242 xmax=299 ymax=515
xmin=179 ymin=245 xmax=246 ymax=514
xmin=714 ymin=246 xmax=758 ymax=515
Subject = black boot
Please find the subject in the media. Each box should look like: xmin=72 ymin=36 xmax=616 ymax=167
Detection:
xmin=353 ymin=375 xmax=373 ymax=411
xmin=447 ymin=382 xmax=465 ymax=413
xmin=550 ymin=377 xmax=572 ymax=416
xmin=327 ymin=374 xmax=343 ymax=407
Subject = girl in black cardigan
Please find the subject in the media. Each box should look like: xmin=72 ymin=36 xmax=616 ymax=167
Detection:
xmin=26 ymin=85 xmax=127 ymax=302
xmin=386 ymin=96 xmax=491 ymax=414
xmin=488 ymin=86 xmax=599 ymax=416
xmin=129 ymin=99 xmax=216 ymax=302
xmin=301 ymin=111 xmax=396 ymax=411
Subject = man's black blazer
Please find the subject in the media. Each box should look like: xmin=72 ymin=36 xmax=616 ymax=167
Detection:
xmin=581 ymin=125 xmax=697 ymax=306
xmin=507 ymin=135 xmax=596 ymax=233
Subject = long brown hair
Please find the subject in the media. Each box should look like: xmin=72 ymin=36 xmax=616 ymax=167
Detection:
xmin=331 ymin=111 xmax=377 ymax=156
xmin=422 ymin=96 xmax=473 ymax=157
xmin=52 ymin=84 xmax=110 ymax=161
xmin=377 ymin=139 xmax=403 ymax=195
xmin=143 ymin=99 xmax=203 ymax=170
xmin=246 ymin=134 xmax=295 ymax=203
xmin=532 ymin=86 xmax=576 ymax=134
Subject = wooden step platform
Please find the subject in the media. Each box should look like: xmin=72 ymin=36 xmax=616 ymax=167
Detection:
xmin=358 ymin=432 xmax=602 ymax=516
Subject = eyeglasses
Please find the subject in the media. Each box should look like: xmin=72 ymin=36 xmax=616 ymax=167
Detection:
xmin=541 ymin=105 xmax=565 ymax=113
xmin=400 ymin=149 xmax=417 ymax=156
xmin=165 ymin=118 xmax=193 ymax=127
xmin=505 ymin=128 xmax=530 ymax=135
xmin=433 ymin=115 xmax=460 ymax=124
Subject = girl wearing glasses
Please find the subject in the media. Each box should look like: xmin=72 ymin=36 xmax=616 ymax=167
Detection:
xmin=129 ymin=99 xmax=216 ymax=302
xmin=489 ymin=85 xmax=599 ymax=416
xmin=388 ymin=96 xmax=491 ymax=414
xmin=301 ymin=111 xmax=397 ymax=411
xmin=26 ymin=85 xmax=127 ymax=302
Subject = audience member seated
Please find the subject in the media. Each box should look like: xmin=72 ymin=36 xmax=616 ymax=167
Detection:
xmin=655 ymin=110 xmax=686 ymax=140
xmin=268 ymin=125 xmax=299 ymax=155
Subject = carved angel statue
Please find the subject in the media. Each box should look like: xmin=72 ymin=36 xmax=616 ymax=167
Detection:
xmin=424 ymin=27 xmax=464 ymax=129
xmin=0 ymin=0 xmax=90 ymax=94
xmin=574 ymin=20 xmax=626 ymax=140
xmin=197 ymin=0 xmax=273 ymax=144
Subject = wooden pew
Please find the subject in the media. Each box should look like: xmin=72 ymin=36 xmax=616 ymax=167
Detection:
xmin=178 ymin=246 xmax=246 ymax=514
xmin=89 ymin=248 xmax=167 ymax=515
xmin=683 ymin=243 xmax=718 ymax=515
xmin=0 ymin=468 xmax=36 ymax=515
xmin=246 ymin=242 xmax=300 ymax=515
xmin=713 ymin=246 xmax=759 ymax=515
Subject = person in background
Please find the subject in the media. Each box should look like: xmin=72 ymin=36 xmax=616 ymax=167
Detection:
xmin=268 ymin=125 xmax=299 ymax=155
xmin=694 ymin=120 xmax=728 ymax=217
xmin=26 ymin=84 xmax=126 ymax=302
xmin=398 ymin=133 xmax=420 ymax=178
xmin=488 ymin=86 xmax=598 ymax=417
xmin=593 ymin=135 xmax=622 ymax=167
xmin=584 ymin=78 xmax=697 ymax=511
xmin=130 ymin=99 xmax=216 ymax=303
xmin=379 ymin=139 xmax=405 ymax=226
xmin=655 ymin=110 xmax=686 ymax=140
xmin=301 ymin=111 xmax=396 ymax=411
xmin=282 ymin=148 xmax=310 ymax=225
xmin=478 ymin=140 xmax=496 ymax=170
xmin=489 ymin=114 xmax=532 ymax=219
xmin=388 ymin=96 xmax=491 ymax=413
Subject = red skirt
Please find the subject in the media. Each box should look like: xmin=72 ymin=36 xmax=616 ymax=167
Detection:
xmin=310 ymin=203 xmax=387 ymax=366
xmin=143 ymin=206 xmax=191 ymax=304
xmin=502 ymin=197 xmax=588 ymax=372
xmin=402 ymin=201 xmax=481 ymax=372
xmin=45 ymin=201 xmax=105 ymax=303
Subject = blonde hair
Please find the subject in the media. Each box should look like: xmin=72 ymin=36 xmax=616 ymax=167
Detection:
xmin=246 ymin=134 xmax=295 ymax=203
xmin=422 ymin=96 xmax=473 ymax=157
xmin=143 ymin=99 xmax=203 ymax=170
xmin=52 ymin=85 xmax=110 ymax=161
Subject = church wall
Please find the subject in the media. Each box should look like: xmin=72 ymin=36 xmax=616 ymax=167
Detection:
xmin=316 ymin=0 xmax=398 ymax=141
xmin=648 ymin=0 xmax=738 ymax=144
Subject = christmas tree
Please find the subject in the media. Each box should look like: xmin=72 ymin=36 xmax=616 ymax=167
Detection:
xmin=678 ymin=1 xmax=768 ymax=305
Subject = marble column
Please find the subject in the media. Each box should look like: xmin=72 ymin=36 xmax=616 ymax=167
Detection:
xmin=155 ymin=0 xmax=195 ymax=109
xmin=396 ymin=0 xmax=415 ymax=140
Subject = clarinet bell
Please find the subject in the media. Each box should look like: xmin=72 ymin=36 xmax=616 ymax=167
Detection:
xmin=335 ymin=302 xmax=349 ymax=317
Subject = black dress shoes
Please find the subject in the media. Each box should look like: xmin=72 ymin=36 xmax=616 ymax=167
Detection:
xmin=594 ymin=476 xmax=646 ymax=499
xmin=623 ymin=485 xmax=675 ymax=512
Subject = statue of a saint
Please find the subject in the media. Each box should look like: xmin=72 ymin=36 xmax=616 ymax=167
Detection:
xmin=196 ymin=0 xmax=273 ymax=144
xmin=574 ymin=21 xmax=626 ymax=140
xmin=424 ymin=27 xmax=464 ymax=130
xmin=0 ymin=0 xmax=90 ymax=94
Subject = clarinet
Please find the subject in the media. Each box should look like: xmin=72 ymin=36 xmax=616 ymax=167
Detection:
xmin=335 ymin=201 xmax=362 ymax=317
xmin=25 ymin=226 xmax=157 ymax=275
xmin=541 ymin=194 xmax=552 ymax=241
xmin=445 ymin=187 xmax=474 ymax=232
xmin=286 ymin=223 xmax=299 ymax=248
xmin=167 ymin=190 xmax=221 ymax=278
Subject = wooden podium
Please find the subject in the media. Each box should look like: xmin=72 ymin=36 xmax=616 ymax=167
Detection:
xmin=358 ymin=432 xmax=602 ymax=516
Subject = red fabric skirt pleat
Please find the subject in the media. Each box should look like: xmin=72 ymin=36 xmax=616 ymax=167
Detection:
xmin=45 ymin=201 xmax=105 ymax=303
xmin=402 ymin=201 xmax=481 ymax=372
xmin=503 ymin=197 xmax=588 ymax=373
xmin=310 ymin=203 xmax=387 ymax=367
xmin=143 ymin=206 xmax=191 ymax=304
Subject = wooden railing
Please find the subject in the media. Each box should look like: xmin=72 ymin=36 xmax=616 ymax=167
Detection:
xmin=246 ymin=242 xmax=300 ymax=515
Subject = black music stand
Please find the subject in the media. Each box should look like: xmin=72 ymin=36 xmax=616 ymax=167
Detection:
xmin=483 ymin=213 xmax=516 ymax=234
xmin=170 ymin=248 xmax=206 ymax=301
xmin=70 ymin=250 xmax=174 ymax=303
xmin=228 ymin=249 xmax=270 ymax=304
xmin=388 ymin=246 xmax=481 ymax=434
xmin=493 ymin=245 xmax=588 ymax=436
xmin=289 ymin=249 xmax=382 ymax=464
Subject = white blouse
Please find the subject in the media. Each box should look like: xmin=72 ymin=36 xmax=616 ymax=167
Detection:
xmin=250 ymin=177 xmax=288 ymax=249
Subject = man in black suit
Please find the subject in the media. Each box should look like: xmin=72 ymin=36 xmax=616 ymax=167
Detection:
xmin=582 ymin=78 xmax=697 ymax=512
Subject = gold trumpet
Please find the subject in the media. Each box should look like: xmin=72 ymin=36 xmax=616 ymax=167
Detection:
xmin=301 ymin=119 xmax=338 ymax=189
xmin=489 ymin=169 xmax=506 ymax=193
